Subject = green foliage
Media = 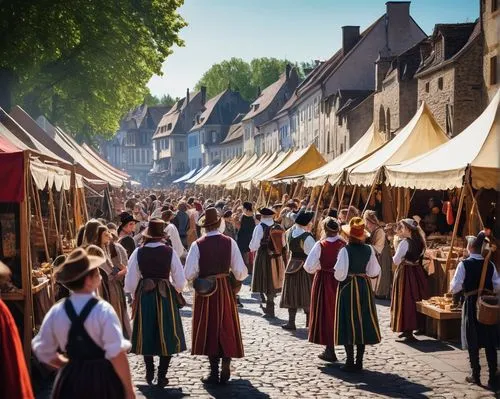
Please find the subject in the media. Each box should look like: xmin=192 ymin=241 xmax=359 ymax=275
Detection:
xmin=0 ymin=0 xmax=186 ymax=140
xmin=195 ymin=57 xmax=304 ymax=102
xmin=144 ymin=90 xmax=178 ymax=107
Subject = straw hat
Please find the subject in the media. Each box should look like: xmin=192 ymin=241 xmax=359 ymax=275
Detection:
xmin=341 ymin=217 xmax=370 ymax=240
xmin=142 ymin=218 xmax=166 ymax=239
xmin=197 ymin=207 xmax=222 ymax=228
xmin=55 ymin=247 xmax=104 ymax=284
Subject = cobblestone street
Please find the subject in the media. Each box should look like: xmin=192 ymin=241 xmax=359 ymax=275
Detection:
xmin=126 ymin=280 xmax=498 ymax=399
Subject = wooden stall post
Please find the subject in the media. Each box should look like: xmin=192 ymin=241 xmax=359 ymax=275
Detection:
xmin=326 ymin=181 xmax=338 ymax=214
xmin=345 ymin=186 xmax=358 ymax=221
xmin=467 ymin=183 xmax=484 ymax=231
xmin=48 ymin=189 xmax=63 ymax=254
xmin=31 ymin=178 xmax=50 ymax=261
xmin=361 ymin=170 xmax=380 ymax=215
xmin=338 ymin=185 xmax=347 ymax=209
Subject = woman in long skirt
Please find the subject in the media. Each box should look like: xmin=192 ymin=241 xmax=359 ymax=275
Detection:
xmin=391 ymin=218 xmax=429 ymax=342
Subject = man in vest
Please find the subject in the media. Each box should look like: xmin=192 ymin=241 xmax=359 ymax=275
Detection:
xmin=185 ymin=208 xmax=248 ymax=384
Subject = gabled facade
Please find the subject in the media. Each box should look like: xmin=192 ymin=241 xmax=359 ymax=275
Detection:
xmin=242 ymin=64 xmax=299 ymax=155
xmin=214 ymin=114 xmax=246 ymax=163
xmin=102 ymin=104 xmax=169 ymax=184
xmin=151 ymin=88 xmax=206 ymax=181
xmin=415 ymin=22 xmax=484 ymax=136
xmin=187 ymin=89 xmax=249 ymax=168
xmin=286 ymin=1 xmax=426 ymax=159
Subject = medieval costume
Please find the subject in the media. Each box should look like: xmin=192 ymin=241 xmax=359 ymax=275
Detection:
xmin=236 ymin=202 xmax=256 ymax=273
xmin=249 ymin=207 xmax=285 ymax=318
xmin=450 ymin=233 xmax=499 ymax=389
xmin=280 ymin=211 xmax=316 ymax=330
xmin=364 ymin=210 xmax=392 ymax=299
xmin=390 ymin=218 xmax=429 ymax=341
xmin=32 ymin=249 xmax=131 ymax=398
xmin=334 ymin=217 xmax=381 ymax=372
xmin=117 ymin=212 xmax=139 ymax=258
xmin=185 ymin=208 xmax=248 ymax=384
xmin=304 ymin=218 xmax=345 ymax=362
xmin=0 ymin=262 xmax=34 ymax=399
xmin=125 ymin=219 xmax=187 ymax=387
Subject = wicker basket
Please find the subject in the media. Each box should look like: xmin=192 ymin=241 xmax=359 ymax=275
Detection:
xmin=477 ymin=295 xmax=499 ymax=325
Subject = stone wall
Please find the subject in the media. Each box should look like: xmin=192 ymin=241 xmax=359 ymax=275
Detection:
xmin=482 ymin=0 xmax=500 ymax=101
xmin=347 ymin=94 xmax=374 ymax=146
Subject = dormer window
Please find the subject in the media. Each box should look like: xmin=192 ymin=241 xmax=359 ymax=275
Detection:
xmin=253 ymin=104 xmax=259 ymax=111
xmin=167 ymin=123 xmax=172 ymax=130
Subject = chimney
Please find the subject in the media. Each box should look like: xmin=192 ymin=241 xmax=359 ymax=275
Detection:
xmin=186 ymin=88 xmax=190 ymax=104
xmin=285 ymin=63 xmax=291 ymax=80
xmin=385 ymin=2 xmax=411 ymax=52
xmin=201 ymin=86 xmax=207 ymax=106
xmin=375 ymin=53 xmax=393 ymax=91
xmin=341 ymin=26 xmax=360 ymax=56
xmin=257 ymin=86 xmax=262 ymax=97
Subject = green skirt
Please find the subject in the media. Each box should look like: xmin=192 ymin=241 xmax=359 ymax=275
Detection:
xmin=335 ymin=275 xmax=381 ymax=345
xmin=131 ymin=283 xmax=186 ymax=356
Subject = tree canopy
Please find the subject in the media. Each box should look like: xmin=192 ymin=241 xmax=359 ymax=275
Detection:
xmin=195 ymin=57 xmax=305 ymax=102
xmin=144 ymin=91 xmax=179 ymax=107
xmin=0 ymin=0 xmax=186 ymax=140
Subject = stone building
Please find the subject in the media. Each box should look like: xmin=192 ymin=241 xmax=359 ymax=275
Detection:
xmin=373 ymin=40 xmax=424 ymax=139
xmin=242 ymin=64 xmax=299 ymax=155
xmin=187 ymin=89 xmax=249 ymax=168
xmin=481 ymin=0 xmax=499 ymax=101
xmin=216 ymin=114 xmax=245 ymax=162
xmin=416 ymin=22 xmax=484 ymax=137
xmin=286 ymin=1 xmax=427 ymax=159
xmin=151 ymin=88 xmax=206 ymax=182
xmin=102 ymin=104 xmax=169 ymax=184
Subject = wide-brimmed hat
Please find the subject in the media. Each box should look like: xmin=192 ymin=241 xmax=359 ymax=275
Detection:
xmin=324 ymin=217 xmax=340 ymax=233
xmin=118 ymin=212 xmax=139 ymax=231
xmin=400 ymin=218 xmax=418 ymax=231
xmin=258 ymin=207 xmax=275 ymax=216
xmin=341 ymin=217 xmax=370 ymax=240
xmin=364 ymin=210 xmax=380 ymax=226
xmin=197 ymin=207 xmax=221 ymax=228
xmin=55 ymin=247 xmax=104 ymax=284
xmin=295 ymin=211 xmax=314 ymax=226
xmin=142 ymin=218 xmax=166 ymax=239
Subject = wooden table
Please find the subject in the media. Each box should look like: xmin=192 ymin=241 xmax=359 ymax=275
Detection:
xmin=416 ymin=301 xmax=461 ymax=341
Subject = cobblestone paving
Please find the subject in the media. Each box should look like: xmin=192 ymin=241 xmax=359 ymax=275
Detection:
xmin=127 ymin=281 xmax=498 ymax=399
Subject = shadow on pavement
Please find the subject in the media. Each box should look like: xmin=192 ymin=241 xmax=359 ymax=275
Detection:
xmin=403 ymin=338 xmax=459 ymax=353
xmin=320 ymin=365 xmax=432 ymax=398
xmin=137 ymin=384 xmax=188 ymax=398
xmin=203 ymin=378 xmax=270 ymax=399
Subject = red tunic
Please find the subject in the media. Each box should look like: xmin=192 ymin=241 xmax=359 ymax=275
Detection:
xmin=0 ymin=299 xmax=34 ymax=399
xmin=308 ymin=239 xmax=345 ymax=346
xmin=191 ymin=234 xmax=244 ymax=358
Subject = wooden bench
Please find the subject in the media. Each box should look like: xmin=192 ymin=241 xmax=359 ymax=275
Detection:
xmin=416 ymin=301 xmax=461 ymax=341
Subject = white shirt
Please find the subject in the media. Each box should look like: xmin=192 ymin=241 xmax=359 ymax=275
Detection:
xmin=334 ymin=246 xmax=381 ymax=282
xmin=289 ymin=226 xmax=316 ymax=255
xmin=449 ymin=253 xmax=500 ymax=294
xmin=124 ymin=242 xmax=186 ymax=296
xmin=304 ymin=236 xmax=342 ymax=274
xmin=164 ymin=223 xmax=186 ymax=258
xmin=184 ymin=231 xmax=249 ymax=281
xmin=392 ymin=239 xmax=410 ymax=266
xmin=32 ymin=293 xmax=131 ymax=365
xmin=248 ymin=218 xmax=285 ymax=252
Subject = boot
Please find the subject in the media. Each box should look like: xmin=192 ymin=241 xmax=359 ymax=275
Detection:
xmin=157 ymin=356 xmax=171 ymax=388
xmin=282 ymin=308 xmax=297 ymax=330
xmin=396 ymin=331 xmax=416 ymax=342
xmin=466 ymin=348 xmax=481 ymax=386
xmin=465 ymin=373 xmax=481 ymax=386
xmin=305 ymin=311 xmax=310 ymax=328
xmin=486 ymin=344 xmax=498 ymax=391
xmin=263 ymin=300 xmax=275 ymax=319
xmin=318 ymin=346 xmax=337 ymax=362
xmin=341 ymin=345 xmax=356 ymax=372
xmin=236 ymin=295 xmax=244 ymax=308
xmin=220 ymin=357 xmax=231 ymax=384
xmin=144 ymin=355 xmax=155 ymax=385
xmin=201 ymin=357 xmax=219 ymax=384
xmin=355 ymin=344 xmax=365 ymax=371
xmin=260 ymin=293 xmax=266 ymax=303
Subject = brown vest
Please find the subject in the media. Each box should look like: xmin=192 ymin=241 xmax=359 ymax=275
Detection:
xmin=197 ymin=234 xmax=232 ymax=277
xmin=137 ymin=245 xmax=172 ymax=279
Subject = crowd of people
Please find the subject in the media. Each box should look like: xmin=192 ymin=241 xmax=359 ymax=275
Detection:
xmin=2 ymin=188 xmax=497 ymax=398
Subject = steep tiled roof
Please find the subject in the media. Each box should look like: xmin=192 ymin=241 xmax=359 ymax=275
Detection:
xmin=242 ymin=73 xmax=288 ymax=121
xmin=336 ymin=90 xmax=373 ymax=115
xmin=152 ymin=98 xmax=185 ymax=139
xmin=416 ymin=21 xmax=480 ymax=77
xmin=148 ymin=105 xmax=170 ymax=126
xmin=220 ymin=122 xmax=243 ymax=145
xmin=384 ymin=40 xmax=425 ymax=82
xmin=190 ymin=90 xmax=227 ymax=131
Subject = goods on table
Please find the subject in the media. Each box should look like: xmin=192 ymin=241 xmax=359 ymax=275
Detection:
xmin=421 ymin=294 xmax=461 ymax=312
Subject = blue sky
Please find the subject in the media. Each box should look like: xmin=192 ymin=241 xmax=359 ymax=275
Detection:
xmin=147 ymin=0 xmax=479 ymax=99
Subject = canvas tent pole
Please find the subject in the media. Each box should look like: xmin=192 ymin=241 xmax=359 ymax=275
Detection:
xmin=49 ymin=189 xmax=63 ymax=253
xmin=467 ymin=183 xmax=484 ymax=231
xmin=345 ymin=186 xmax=358 ymax=222
xmin=266 ymin=183 xmax=273 ymax=206
xmin=338 ymin=185 xmax=347 ymax=209
xmin=326 ymin=181 xmax=338 ymax=214
xmin=361 ymin=169 xmax=380 ymax=215
xmin=31 ymin=177 xmax=50 ymax=261
xmin=312 ymin=183 xmax=327 ymax=234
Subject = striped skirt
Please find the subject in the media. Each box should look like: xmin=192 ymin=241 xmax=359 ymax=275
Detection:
xmin=308 ymin=270 xmax=338 ymax=346
xmin=335 ymin=275 xmax=381 ymax=345
xmin=131 ymin=281 xmax=186 ymax=356
xmin=390 ymin=262 xmax=429 ymax=332
xmin=192 ymin=276 xmax=244 ymax=358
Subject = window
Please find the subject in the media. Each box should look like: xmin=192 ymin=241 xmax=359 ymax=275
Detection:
xmin=211 ymin=131 xmax=217 ymax=144
xmin=386 ymin=109 xmax=391 ymax=137
xmin=338 ymin=116 xmax=343 ymax=126
xmin=344 ymin=136 xmax=347 ymax=153
xmin=167 ymin=123 xmax=172 ymax=130
xmin=438 ymin=77 xmax=443 ymax=90
xmin=379 ymin=106 xmax=385 ymax=132
xmin=445 ymin=104 xmax=454 ymax=136
xmin=308 ymin=105 xmax=312 ymax=120
xmin=492 ymin=0 xmax=498 ymax=12
xmin=490 ymin=56 xmax=497 ymax=85
xmin=425 ymin=82 xmax=430 ymax=93
xmin=314 ymin=97 xmax=319 ymax=118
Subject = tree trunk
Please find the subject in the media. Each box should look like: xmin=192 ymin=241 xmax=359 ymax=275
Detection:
xmin=0 ymin=67 xmax=15 ymax=111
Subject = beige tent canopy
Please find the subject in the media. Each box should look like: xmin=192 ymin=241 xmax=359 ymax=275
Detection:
xmin=385 ymin=89 xmax=500 ymax=190
xmin=194 ymin=157 xmax=240 ymax=185
xmin=225 ymin=153 xmax=274 ymax=189
xmin=304 ymin=124 xmax=385 ymax=187
xmin=199 ymin=154 xmax=258 ymax=186
xmin=258 ymin=144 xmax=326 ymax=182
xmin=348 ymin=102 xmax=449 ymax=186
